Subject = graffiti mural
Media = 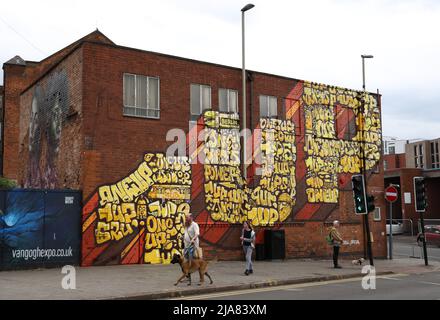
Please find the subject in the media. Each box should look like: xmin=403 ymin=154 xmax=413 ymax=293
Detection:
xmin=203 ymin=111 xmax=296 ymax=226
xmin=26 ymin=70 xmax=69 ymax=189
xmin=81 ymin=80 xmax=381 ymax=266
xmin=82 ymin=153 xmax=191 ymax=265
xmin=302 ymin=81 xmax=381 ymax=203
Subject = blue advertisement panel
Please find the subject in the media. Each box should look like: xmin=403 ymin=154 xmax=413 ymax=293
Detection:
xmin=0 ymin=190 xmax=81 ymax=270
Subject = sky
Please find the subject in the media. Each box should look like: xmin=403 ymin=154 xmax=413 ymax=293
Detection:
xmin=1 ymin=0 xmax=439 ymax=140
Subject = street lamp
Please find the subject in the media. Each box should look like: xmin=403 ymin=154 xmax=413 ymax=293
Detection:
xmin=360 ymin=54 xmax=374 ymax=266
xmin=241 ymin=3 xmax=254 ymax=179
xmin=361 ymin=55 xmax=374 ymax=90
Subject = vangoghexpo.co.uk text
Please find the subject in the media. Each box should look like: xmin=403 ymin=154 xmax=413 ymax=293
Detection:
xmin=11 ymin=247 xmax=73 ymax=260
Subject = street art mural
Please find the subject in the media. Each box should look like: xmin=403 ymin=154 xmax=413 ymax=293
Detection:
xmin=26 ymin=70 xmax=69 ymax=189
xmin=81 ymin=80 xmax=381 ymax=266
xmin=301 ymin=81 xmax=381 ymax=203
xmin=82 ymin=153 xmax=191 ymax=265
xmin=0 ymin=190 xmax=81 ymax=270
xmin=203 ymin=110 xmax=296 ymax=226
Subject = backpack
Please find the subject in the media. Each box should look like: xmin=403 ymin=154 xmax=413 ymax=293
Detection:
xmin=325 ymin=232 xmax=333 ymax=245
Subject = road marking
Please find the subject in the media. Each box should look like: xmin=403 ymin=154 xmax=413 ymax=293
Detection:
xmin=420 ymin=281 xmax=440 ymax=286
xmin=283 ymin=288 xmax=304 ymax=292
xmin=170 ymin=274 xmax=408 ymax=300
xmin=380 ymin=277 xmax=402 ymax=281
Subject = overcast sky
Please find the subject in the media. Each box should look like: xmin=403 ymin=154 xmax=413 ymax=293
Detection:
xmin=1 ymin=0 xmax=439 ymax=140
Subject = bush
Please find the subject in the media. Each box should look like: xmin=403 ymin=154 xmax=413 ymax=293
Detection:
xmin=0 ymin=177 xmax=17 ymax=189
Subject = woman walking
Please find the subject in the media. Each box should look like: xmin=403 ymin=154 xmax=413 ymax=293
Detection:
xmin=240 ymin=221 xmax=256 ymax=275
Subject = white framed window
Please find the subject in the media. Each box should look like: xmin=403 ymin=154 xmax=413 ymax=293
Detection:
xmin=373 ymin=207 xmax=381 ymax=221
xmin=123 ymin=73 xmax=160 ymax=119
xmin=219 ymin=88 xmax=238 ymax=114
xmin=259 ymin=95 xmax=277 ymax=118
xmin=190 ymin=84 xmax=211 ymax=117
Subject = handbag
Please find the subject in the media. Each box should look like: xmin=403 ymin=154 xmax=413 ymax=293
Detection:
xmin=325 ymin=232 xmax=333 ymax=245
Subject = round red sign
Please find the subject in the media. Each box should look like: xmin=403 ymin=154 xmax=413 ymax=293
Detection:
xmin=385 ymin=186 xmax=398 ymax=203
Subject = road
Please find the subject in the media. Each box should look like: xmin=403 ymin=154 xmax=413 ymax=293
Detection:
xmin=390 ymin=235 xmax=440 ymax=262
xmin=176 ymin=272 xmax=440 ymax=300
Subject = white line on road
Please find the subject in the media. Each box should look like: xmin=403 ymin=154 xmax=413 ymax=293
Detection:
xmin=420 ymin=281 xmax=440 ymax=286
xmin=380 ymin=277 xmax=402 ymax=281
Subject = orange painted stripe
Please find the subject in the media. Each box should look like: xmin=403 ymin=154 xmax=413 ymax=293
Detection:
xmin=82 ymin=212 xmax=97 ymax=233
xmin=295 ymin=203 xmax=321 ymax=220
xmin=121 ymin=228 xmax=145 ymax=259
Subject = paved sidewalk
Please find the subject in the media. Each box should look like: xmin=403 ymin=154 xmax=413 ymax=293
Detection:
xmin=1 ymin=258 xmax=439 ymax=300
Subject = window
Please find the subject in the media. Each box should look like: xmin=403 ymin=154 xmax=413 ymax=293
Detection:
xmin=259 ymin=95 xmax=277 ymax=118
xmin=414 ymin=144 xmax=424 ymax=168
xmin=190 ymin=84 xmax=211 ymax=118
xmin=388 ymin=146 xmax=395 ymax=155
xmin=219 ymin=88 xmax=238 ymax=113
xmin=123 ymin=73 xmax=160 ymax=119
xmin=373 ymin=207 xmax=381 ymax=221
xmin=431 ymin=142 xmax=440 ymax=169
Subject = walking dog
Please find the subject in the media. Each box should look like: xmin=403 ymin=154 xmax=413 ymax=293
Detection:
xmin=171 ymin=253 xmax=213 ymax=286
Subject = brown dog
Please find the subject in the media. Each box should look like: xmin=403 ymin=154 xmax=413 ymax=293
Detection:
xmin=171 ymin=253 xmax=213 ymax=286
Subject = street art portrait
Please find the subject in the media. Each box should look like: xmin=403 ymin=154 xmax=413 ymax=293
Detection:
xmin=81 ymin=80 xmax=382 ymax=266
xmin=26 ymin=70 xmax=69 ymax=189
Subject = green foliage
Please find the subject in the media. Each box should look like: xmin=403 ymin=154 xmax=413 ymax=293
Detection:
xmin=0 ymin=177 xmax=17 ymax=189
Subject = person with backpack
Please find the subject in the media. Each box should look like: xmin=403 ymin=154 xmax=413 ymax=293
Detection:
xmin=240 ymin=220 xmax=256 ymax=275
xmin=326 ymin=220 xmax=344 ymax=268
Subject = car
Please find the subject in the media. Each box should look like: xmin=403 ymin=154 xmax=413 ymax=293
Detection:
xmin=417 ymin=225 xmax=440 ymax=247
xmin=386 ymin=220 xmax=404 ymax=235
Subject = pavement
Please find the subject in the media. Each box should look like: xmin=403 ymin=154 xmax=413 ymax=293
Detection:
xmin=1 ymin=257 xmax=439 ymax=300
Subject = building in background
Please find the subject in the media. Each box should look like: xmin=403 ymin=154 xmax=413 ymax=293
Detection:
xmin=2 ymin=30 xmax=386 ymax=267
xmin=384 ymin=137 xmax=440 ymax=232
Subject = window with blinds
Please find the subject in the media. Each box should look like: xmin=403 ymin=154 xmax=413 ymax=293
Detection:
xmin=123 ymin=73 xmax=160 ymax=119
xmin=190 ymin=84 xmax=211 ymax=119
xmin=219 ymin=88 xmax=238 ymax=114
xmin=259 ymin=95 xmax=277 ymax=118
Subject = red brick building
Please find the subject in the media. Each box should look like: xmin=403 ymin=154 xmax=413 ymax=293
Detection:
xmin=2 ymin=30 xmax=386 ymax=266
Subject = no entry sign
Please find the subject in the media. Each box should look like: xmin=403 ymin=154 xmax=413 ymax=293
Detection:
xmin=385 ymin=186 xmax=398 ymax=203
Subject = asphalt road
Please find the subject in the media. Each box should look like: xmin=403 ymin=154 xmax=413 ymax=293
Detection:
xmin=178 ymin=272 xmax=440 ymax=300
xmin=389 ymin=235 xmax=440 ymax=262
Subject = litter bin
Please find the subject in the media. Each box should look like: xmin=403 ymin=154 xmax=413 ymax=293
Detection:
xmin=264 ymin=229 xmax=286 ymax=260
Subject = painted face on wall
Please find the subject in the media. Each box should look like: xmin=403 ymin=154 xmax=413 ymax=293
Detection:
xmin=29 ymin=91 xmax=40 ymax=153
xmin=49 ymin=93 xmax=63 ymax=154
xmin=277 ymin=193 xmax=293 ymax=222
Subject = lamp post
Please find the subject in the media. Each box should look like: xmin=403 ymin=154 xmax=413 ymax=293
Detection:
xmin=360 ymin=54 xmax=374 ymax=266
xmin=241 ymin=3 xmax=254 ymax=179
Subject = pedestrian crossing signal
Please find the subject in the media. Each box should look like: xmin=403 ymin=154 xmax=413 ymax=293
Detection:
xmin=352 ymin=174 xmax=367 ymax=215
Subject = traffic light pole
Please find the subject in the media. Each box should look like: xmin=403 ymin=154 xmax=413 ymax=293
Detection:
xmin=360 ymin=88 xmax=374 ymax=267
xmin=419 ymin=213 xmax=429 ymax=266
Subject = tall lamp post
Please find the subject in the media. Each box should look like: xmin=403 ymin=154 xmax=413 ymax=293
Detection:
xmin=241 ymin=3 xmax=254 ymax=179
xmin=361 ymin=54 xmax=374 ymax=266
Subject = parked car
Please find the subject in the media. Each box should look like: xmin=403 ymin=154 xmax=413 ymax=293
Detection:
xmin=417 ymin=225 xmax=440 ymax=247
xmin=386 ymin=220 xmax=404 ymax=235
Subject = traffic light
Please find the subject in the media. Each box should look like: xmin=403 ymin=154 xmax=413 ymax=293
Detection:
xmin=414 ymin=177 xmax=427 ymax=212
xmin=352 ymin=174 xmax=367 ymax=214
xmin=366 ymin=195 xmax=375 ymax=213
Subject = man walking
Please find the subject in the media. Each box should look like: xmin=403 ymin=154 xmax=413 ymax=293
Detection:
xmin=329 ymin=220 xmax=343 ymax=268
xmin=183 ymin=213 xmax=200 ymax=264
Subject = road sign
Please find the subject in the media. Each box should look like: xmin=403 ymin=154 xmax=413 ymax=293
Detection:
xmin=385 ymin=186 xmax=398 ymax=203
